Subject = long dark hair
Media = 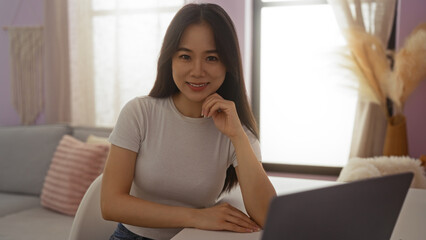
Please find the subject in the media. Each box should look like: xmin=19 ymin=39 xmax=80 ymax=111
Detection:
xmin=149 ymin=3 xmax=259 ymax=194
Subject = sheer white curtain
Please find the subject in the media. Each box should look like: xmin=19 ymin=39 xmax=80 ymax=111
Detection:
xmin=68 ymin=0 xmax=183 ymax=127
xmin=68 ymin=0 xmax=95 ymax=126
xmin=44 ymin=0 xmax=71 ymax=124
xmin=328 ymin=0 xmax=397 ymax=157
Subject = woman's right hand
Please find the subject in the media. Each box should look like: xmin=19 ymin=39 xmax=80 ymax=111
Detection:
xmin=191 ymin=202 xmax=261 ymax=233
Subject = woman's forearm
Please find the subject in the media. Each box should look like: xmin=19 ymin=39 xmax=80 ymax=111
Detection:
xmin=101 ymin=192 xmax=197 ymax=228
xmin=231 ymin=133 xmax=277 ymax=227
xmin=101 ymin=191 xmax=259 ymax=232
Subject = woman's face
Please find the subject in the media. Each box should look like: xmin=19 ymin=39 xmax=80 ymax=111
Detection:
xmin=172 ymin=22 xmax=226 ymax=104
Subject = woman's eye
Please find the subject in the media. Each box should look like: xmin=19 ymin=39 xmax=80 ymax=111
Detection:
xmin=206 ymin=56 xmax=218 ymax=62
xmin=179 ymin=55 xmax=190 ymax=60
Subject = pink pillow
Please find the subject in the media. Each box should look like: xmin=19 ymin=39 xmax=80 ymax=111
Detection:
xmin=41 ymin=135 xmax=109 ymax=216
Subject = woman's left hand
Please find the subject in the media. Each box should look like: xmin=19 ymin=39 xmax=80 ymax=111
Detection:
xmin=202 ymin=93 xmax=244 ymax=139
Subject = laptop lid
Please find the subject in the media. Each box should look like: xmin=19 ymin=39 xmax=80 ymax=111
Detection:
xmin=261 ymin=172 xmax=413 ymax=240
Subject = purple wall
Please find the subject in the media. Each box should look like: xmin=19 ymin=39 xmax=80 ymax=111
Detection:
xmin=0 ymin=0 xmax=44 ymax=126
xmin=397 ymin=0 xmax=426 ymax=158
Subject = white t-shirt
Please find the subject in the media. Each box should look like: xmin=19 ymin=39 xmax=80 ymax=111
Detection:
xmin=109 ymin=96 xmax=261 ymax=240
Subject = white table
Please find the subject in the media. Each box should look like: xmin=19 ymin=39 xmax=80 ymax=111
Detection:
xmin=172 ymin=176 xmax=426 ymax=240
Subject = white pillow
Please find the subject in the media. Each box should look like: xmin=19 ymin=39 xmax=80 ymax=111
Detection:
xmin=86 ymin=134 xmax=110 ymax=146
xmin=338 ymin=156 xmax=426 ymax=189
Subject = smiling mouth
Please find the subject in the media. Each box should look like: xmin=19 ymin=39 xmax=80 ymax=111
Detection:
xmin=186 ymin=82 xmax=209 ymax=87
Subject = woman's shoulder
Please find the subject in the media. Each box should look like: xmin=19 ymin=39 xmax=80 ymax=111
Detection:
xmin=126 ymin=95 xmax=169 ymax=109
xmin=117 ymin=96 xmax=171 ymax=124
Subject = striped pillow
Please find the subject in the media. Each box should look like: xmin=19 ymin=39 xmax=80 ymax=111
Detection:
xmin=41 ymin=135 xmax=109 ymax=216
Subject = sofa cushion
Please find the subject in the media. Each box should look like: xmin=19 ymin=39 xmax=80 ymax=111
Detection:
xmin=0 ymin=207 xmax=74 ymax=240
xmin=0 ymin=124 xmax=71 ymax=195
xmin=40 ymin=135 xmax=109 ymax=216
xmin=72 ymin=126 xmax=112 ymax=141
xmin=0 ymin=193 xmax=40 ymax=217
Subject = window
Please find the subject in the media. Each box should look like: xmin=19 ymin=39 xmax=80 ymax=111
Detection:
xmin=253 ymin=0 xmax=357 ymax=167
xmin=90 ymin=0 xmax=183 ymax=126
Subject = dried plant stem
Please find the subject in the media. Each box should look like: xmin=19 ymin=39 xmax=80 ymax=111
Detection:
xmin=346 ymin=27 xmax=391 ymax=118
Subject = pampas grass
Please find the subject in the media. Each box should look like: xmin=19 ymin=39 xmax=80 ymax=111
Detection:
xmin=391 ymin=23 xmax=426 ymax=114
xmin=338 ymin=51 xmax=380 ymax=104
xmin=341 ymin=23 xmax=426 ymax=118
xmin=343 ymin=27 xmax=391 ymax=116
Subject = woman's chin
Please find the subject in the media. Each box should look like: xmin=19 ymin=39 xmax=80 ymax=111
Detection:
xmin=188 ymin=95 xmax=208 ymax=103
xmin=183 ymin=91 xmax=211 ymax=103
xmin=174 ymin=92 xmax=205 ymax=104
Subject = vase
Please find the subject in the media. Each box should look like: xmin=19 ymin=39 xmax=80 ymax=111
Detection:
xmin=420 ymin=155 xmax=426 ymax=171
xmin=383 ymin=114 xmax=409 ymax=156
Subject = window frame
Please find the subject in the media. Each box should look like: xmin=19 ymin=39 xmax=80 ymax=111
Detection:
xmin=253 ymin=0 xmax=398 ymax=176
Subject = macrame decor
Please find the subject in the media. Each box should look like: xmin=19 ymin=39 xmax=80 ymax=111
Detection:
xmin=7 ymin=26 xmax=44 ymax=125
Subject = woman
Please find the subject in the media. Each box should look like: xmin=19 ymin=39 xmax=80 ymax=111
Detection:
xmin=101 ymin=3 xmax=276 ymax=240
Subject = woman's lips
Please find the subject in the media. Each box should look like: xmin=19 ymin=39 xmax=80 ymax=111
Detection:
xmin=186 ymin=82 xmax=209 ymax=91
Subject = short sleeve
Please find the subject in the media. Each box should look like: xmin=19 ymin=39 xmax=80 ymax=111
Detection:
xmin=231 ymin=128 xmax=262 ymax=168
xmin=108 ymin=98 xmax=144 ymax=153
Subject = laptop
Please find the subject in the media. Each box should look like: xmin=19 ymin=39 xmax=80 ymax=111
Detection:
xmin=261 ymin=172 xmax=413 ymax=240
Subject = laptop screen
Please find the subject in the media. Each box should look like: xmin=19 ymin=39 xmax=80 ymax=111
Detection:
xmin=262 ymin=172 xmax=413 ymax=240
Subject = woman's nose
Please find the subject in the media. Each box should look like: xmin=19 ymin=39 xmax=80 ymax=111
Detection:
xmin=191 ymin=60 xmax=205 ymax=77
